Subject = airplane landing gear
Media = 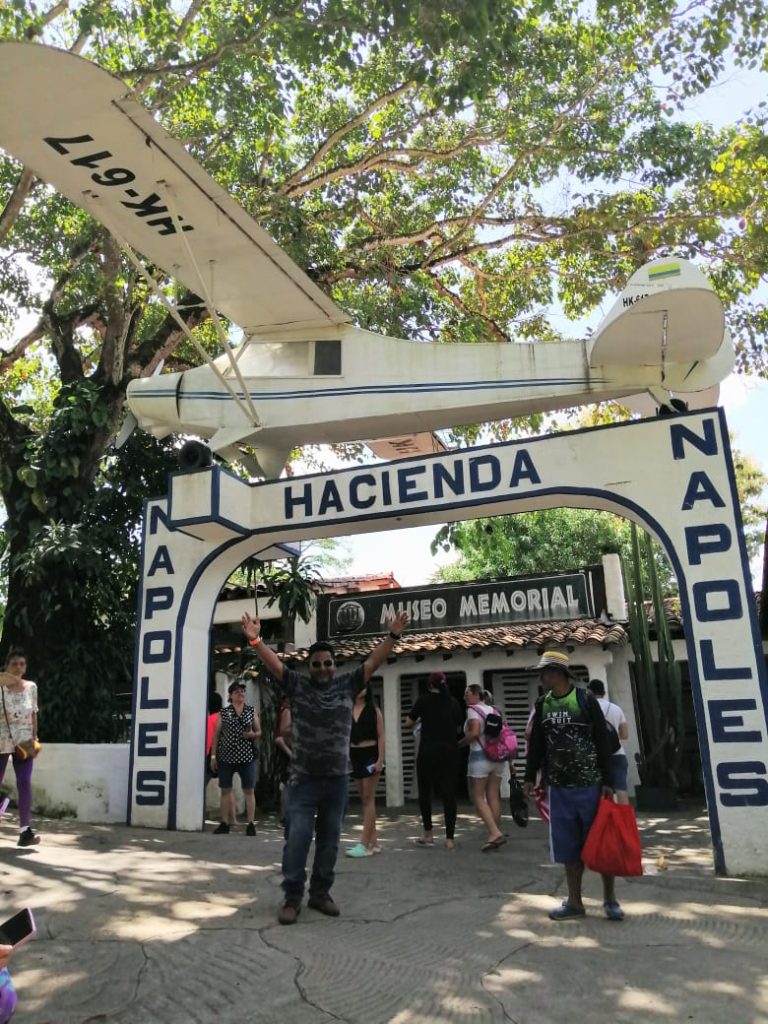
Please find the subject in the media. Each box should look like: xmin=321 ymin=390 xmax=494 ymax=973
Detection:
xmin=658 ymin=398 xmax=689 ymax=417
xmin=178 ymin=440 xmax=213 ymax=471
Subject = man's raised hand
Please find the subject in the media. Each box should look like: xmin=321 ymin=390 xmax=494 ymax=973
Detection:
xmin=242 ymin=612 xmax=261 ymax=642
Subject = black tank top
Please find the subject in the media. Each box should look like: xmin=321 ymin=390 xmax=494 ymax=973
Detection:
xmin=350 ymin=701 xmax=377 ymax=744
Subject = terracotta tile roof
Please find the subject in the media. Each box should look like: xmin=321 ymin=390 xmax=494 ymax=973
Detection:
xmin=325 ymin=619 xmax=628 ymax=662
xmin=214 ymin=617 xmax=628 ymax=663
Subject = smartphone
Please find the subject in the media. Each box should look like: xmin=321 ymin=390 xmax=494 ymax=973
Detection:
xmin=0 ymin=909 xmax=36 ymax=950
xmin=0 ymin=797 xmax=9 ymax=819
xmin=366 ymin=763 xmax=378 ymax=775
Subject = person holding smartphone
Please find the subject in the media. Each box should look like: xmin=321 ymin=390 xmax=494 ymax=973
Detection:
xmin=0 ymin=945 xmax=16 ymax=1023
xmin=346 ymin=682 xmax=385 ymax=858
xmin=0 ymin=649 xmax=40 ymax=847
xmin=0 ymin=906 xmax=38 ymax=1022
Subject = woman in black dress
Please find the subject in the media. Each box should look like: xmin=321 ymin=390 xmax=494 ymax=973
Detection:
xmin=404 ymin=672 xmax=464 ymax=850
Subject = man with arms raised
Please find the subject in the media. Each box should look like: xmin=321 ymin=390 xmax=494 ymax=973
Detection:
xmin=242 ymin=609 xmax=409 ymax=925
xmin=524 ymin=650 xmax=623 ymax=921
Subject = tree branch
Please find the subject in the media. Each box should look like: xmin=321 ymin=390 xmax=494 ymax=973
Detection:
xmin=0 ymin=322 xmax=46 ymax=374
xmin=427 ymin=272 xmax=510 ymax=344
xmin=279 ymin=81 xmax=418 ymax=194
xmin=0 ymin=168 xmax=36 ymax=247
xmin=282 ymin=134 xmax=495 ymax=199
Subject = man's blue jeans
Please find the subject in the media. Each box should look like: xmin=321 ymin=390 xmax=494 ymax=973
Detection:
xmin=282 ymin=773 xmax=348 ymax=901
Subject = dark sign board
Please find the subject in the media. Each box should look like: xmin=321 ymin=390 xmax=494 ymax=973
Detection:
xmin=319 ymin=572 xmax=593 ymax=640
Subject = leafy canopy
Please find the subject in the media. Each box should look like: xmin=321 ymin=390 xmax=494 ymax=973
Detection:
xmin=2 ymin=0 xmax=768 ymax=736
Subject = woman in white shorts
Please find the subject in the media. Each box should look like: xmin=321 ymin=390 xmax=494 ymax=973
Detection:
xmin=458 ymin=685 xmax=506 ymax=851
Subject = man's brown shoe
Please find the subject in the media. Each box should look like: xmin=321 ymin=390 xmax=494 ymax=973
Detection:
xmin=307 ymin=894 xmax=340 ymax=917
xmin=278 ymin=900 xmax=300 ymax=925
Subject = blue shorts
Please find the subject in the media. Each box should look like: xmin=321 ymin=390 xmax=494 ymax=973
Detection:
xmin=611 ymin=754 xmax=628 ymax=791
xmin=218 ymin=760 xmax=257 ymax=790
xmin=549 ymin=784 xmax=601 ymax=864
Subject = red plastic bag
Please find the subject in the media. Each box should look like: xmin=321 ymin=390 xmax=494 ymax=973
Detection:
xmin=582 ymin=798 xmax=643 ymax=876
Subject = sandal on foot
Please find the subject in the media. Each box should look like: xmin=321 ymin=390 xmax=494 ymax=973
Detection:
xmin=549 ymin=902 xmax=586 ymax=920
xmin=346 ymin=842 xmax=373 ymax=858
xmin=603 ymin=900 xmax=625 ymax=921
xmin=415 ymin=836 xmax=434 ymax=846
xmin=481 ymin=836 xmax=506 ymax=852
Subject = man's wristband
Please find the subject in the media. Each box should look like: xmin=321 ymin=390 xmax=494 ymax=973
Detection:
xmin=388 ymin=631 xmax=400 ymax=641
xmin=248 ymin=637 xmax=262 ymax=647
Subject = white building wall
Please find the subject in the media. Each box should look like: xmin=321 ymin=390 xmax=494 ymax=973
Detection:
xmin=21 ymin=744 xmax=130 ymax=823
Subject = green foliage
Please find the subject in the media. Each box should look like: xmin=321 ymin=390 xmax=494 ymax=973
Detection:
xmin=431 ymin=507 xmax=674 ymax=588
xmin=1 ymin=424 xmax=178 ymax=742
xmin=623 ymin=525 xmax=685 ymax=790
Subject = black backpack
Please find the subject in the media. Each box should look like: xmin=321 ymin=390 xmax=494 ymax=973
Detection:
xmin=483 ymin=709 xmax=503 ymax=738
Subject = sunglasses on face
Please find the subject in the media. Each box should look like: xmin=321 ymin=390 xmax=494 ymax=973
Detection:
xmin=310 ymin=659 xmax=334 ymax=668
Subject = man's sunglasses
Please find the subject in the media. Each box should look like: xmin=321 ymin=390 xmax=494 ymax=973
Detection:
xmin=310 ymin=659 xmax=334 ymax=668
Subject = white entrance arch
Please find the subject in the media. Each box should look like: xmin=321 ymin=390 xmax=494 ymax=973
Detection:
xmin=129 ymin=410 xmax=768 ymax=876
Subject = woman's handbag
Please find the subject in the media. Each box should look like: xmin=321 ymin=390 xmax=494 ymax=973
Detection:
xmin=13 ymin=739 xmax=41 ymax=761
xmin=582 ymin=797 xmax=643 ymax=876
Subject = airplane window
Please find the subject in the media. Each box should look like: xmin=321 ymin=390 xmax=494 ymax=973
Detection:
xmin=233 ymin=341 xmax=309 ymax=376
xmin=314 ymin=339 xmax=342 ymax=375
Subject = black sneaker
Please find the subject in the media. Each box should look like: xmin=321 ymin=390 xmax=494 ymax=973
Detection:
xmin=18 ymin=828 xmax=40 ymax=847
xmin=213 ymin=822 xmax=230 ymax=835
xmin=278 ymin=900 xmax=301 ymax=925
xmin=246 ymin=822 xmax=256 ymax=837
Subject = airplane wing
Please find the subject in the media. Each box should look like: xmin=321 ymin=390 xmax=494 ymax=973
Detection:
xmin=366 ymin=433 xmax=448 ymax=460
xmin=588 ymin=259 xmax=724 ymax=368
xmin=0 ymin=42 xmax=348 ymax=335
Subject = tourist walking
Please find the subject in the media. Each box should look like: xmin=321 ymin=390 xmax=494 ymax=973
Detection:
xmin=405 ymin=671 xmax=464 ymax=850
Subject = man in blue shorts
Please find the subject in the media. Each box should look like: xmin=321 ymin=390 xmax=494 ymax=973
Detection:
xmin=524 ymin=650 xmax=624 ymax=921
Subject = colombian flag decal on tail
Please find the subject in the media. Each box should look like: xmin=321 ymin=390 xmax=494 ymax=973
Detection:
xmin=648 ymin=262 xmax=681 ymax=280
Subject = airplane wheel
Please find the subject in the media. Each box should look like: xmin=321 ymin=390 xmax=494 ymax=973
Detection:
xmin=178 ymin=440 xmax=213 ymax=471
xmin=658 ymin=398 xmax=689 ymax=417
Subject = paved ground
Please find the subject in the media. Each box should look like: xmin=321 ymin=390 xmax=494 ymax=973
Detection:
xmin=0 ymin=802 xmax=766 ymax=1024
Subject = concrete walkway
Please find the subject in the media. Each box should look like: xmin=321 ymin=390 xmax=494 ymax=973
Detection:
xmin=1 ymin=803 xmax=766 ymax=1024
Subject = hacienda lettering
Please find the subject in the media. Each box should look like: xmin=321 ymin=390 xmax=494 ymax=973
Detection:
xmin=283 ymin=450 xmax=541 ymax=520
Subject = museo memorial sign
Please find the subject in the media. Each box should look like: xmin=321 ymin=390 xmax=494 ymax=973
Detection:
xmin=319 ymin=573 xmax=592 ymax=639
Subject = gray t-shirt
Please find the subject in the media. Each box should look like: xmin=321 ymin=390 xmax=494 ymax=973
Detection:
xmin=281 ymin=665 xmax=364 ymax=778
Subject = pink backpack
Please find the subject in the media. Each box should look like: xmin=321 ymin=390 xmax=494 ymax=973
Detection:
xmin=475 ymin=706 xmax=519 ymax=762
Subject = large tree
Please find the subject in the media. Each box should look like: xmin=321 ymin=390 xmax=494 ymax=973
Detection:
xmin=2 ymin=0 xmax=768 ymax=736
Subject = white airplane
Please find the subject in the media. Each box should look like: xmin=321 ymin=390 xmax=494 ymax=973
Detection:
xmin=0 ymin=43 xmax=733 ymax=478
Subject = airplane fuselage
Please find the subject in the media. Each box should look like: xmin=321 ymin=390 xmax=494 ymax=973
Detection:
xmin=126 ymin=319 xmax=731 ymax=475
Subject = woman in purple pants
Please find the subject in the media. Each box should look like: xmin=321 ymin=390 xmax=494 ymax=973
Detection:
xmin=0 ymin=650 xmax=40 ymax=847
